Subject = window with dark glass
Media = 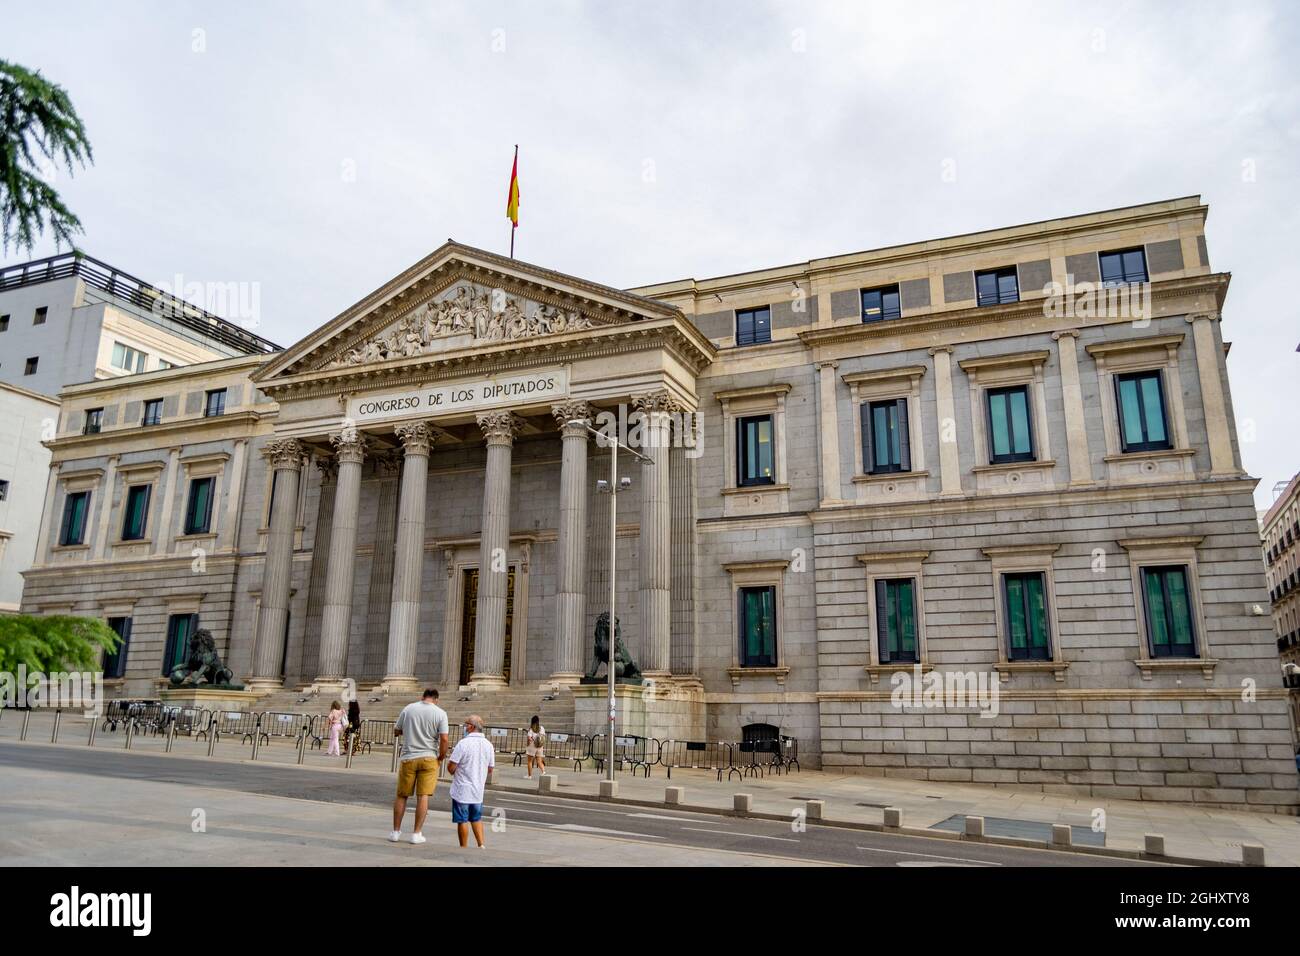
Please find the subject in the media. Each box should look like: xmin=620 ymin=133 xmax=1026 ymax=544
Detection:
xmin=104 ymin=617 xmax=132 ymax=679
xmin=1115 ymin=370 xmax=1170 ymax=452
xmin=860 ymin=398 xmax=910 ymax=474
xmin=0 ymin=314 xmax=9 ymax=332
xmin=735 ymin=307 xmax=771 ymax=346
xmin=975 ymin=267 xmax=1019 ymax=306
xmin=1141 ymin=566 xmax=1197 ymax=658
xmin=183 ymin=477 xmax=215 ymax=535
xmin=738 ymin=585 xmax=777 ymax=668
xmin=83 ymin=407 xmax=104 ymax=435
xmin=0 ymin=479 xmax=8 ymax=501
xmin=162 ymin=613 xmax=198 ymax=676
xmin=59 ymin=490 xmax=90 ymax=546
xmin=24 ymin=356 xmax=38 ymax=375
xmin=121 ymin=484 xmax=151 ymax=541
xmin=33 ymin=306 xmax=47 ymax=325
xmin=142 ymin=398 xmax=163 ymax=426
xmin=204 ymin=389 xmax=227 ymax=417
xmin=875 ymin=578 xmax=918 ymax=664
xmin=1003 ymin=572 xmax=1050 ymax=660
xmin=1099 ymin=247 xmax=1148 ymax=285
xmin=736 ymin=415 xmax=774 ymax=486
xmin=986 ymin=385 xmax=1034 ymax=463
xmin=861 ymin=285 xmax=902 ymax=323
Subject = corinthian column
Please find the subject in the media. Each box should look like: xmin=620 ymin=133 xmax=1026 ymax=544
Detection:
xmin=551 ymin=401 xmax=592 ymax=683
xmin=472 ymin=410 xmax=520 ymax=689
xmin=634 ymin=391 xmax=677 ymax=677
xmin=382 ymin=422 xmax=433 ymax=691
xmin=249 ymin=438 xmax=304 ymax=689
xmin=316 ymin=429 xmax=367 ymax=685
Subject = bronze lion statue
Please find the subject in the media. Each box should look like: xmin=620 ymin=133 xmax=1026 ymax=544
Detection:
xmin=582 ymin=612 xmax=643 ymax=685
xmin=169 ymin=628 xmax=242 ymax=689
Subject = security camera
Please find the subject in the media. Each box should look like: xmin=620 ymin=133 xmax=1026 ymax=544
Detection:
xmin=619 ymin=476 xmax=632 ymax=491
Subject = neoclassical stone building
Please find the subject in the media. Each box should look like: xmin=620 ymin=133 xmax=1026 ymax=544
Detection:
xmin=20 ymin=196 xmax=1298 ymax=810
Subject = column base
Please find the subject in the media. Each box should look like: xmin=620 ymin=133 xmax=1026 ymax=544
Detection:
xmin=468 ymin=673 xmax=509 ymax=691
xmin=310 ymin=678 xmax=355 ymax=699
xmin=243 ymin=677 xmax=284 ymax=694
xmin=380 ymin=677 xmax=423 ymax=695
xmin=544 ymin=672 xmax=584 ymax=688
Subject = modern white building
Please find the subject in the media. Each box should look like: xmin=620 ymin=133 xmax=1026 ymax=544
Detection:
xmin=0 ymin=382 xmax=58 ymax=611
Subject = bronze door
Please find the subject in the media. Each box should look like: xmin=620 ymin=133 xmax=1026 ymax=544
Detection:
xmin=460 ymin=568 xmax=515 ymax=686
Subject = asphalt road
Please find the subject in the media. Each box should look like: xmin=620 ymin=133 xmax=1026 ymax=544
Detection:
xmin=0 ymin=741 xmax=1157 ymax=866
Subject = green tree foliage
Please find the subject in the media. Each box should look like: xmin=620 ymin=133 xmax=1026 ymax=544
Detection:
xmin=0 ymin=614 xmax=119 ymax=676
xmin=0 ymin=60 xmax=93 ymax=254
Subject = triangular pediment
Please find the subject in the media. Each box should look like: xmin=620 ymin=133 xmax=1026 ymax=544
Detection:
xmin=254 ymin=241 xmax=684 ymax=383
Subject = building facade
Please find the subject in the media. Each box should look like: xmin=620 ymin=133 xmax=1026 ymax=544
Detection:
xmin=0 ymin=383 xmax=58 ymax=611
xmin=18 ymin=196 xmax=1299 ymax=811
xmin=1261 ymin=472 xmax=1300 ymax=741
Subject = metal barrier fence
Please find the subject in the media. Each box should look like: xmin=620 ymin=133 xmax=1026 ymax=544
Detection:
xmin=660 ymin=740 xmax=742 ymax=781
xmin=261 ymin=711 xmax=311 ymax=744
xmin=589 ymin=734 xmax=660 ymax=777
xmin=211 ymin=710 xmax=262 ymax=745
xmin=101 ymin=700 xmax=166 ymax=734
xmin=532 ymin=731 xmax=591 ymax=771
xmin=163 ymin=707 xmax=213 ymax=739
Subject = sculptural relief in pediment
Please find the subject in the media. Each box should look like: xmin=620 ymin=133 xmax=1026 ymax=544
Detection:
xmin=325 ymin=281 xmax=601 ymax=370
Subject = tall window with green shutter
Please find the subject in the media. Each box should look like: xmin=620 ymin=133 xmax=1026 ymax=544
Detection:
xmin=59 ymin=490 xmax=90 ymax=546
xmin=104 ymin=617 xmax=132 ymax=679
xmin=986 ymin=385 xmax=1034 ymax=463
xmin=738 ymin=585 xmax=777 ymax=667
xmin=875 ymin=578 xmax=918 ymax=664
xmin=1115 ymin=370 xmax=1171 ymax=452
xmin=120 ymin=484 xmax=151 ymax=541
xmin=1002 ymin=572 xmax=1051 ymax=660
xmin=183 ymin=477 xmax=214 ymax=535
xmin=861 ymin=398 xmax=911 ymax=475
xmin=162 ymin=613 xmax=198 ymax=676
xmin=1141 ymin=566 xmax=1197 ymax=658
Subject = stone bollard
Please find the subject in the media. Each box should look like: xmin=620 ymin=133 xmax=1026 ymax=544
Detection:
xmin=538 ymin=774 xmax=556 ymax=793
xmin=665 ymin=786 xmax=684 ymax=805
xmin=1241 ymin=844 xmax=1265 ymax=867
xmin=734 ymin=793 xmax=752 ymax=817
xmin=1051 ymin=824 xmax=1072 ymax=847
xmin=598 ymin=779 xmax=619 ymax=799
xmin=805 ymin=800 xmax=824 ymax=821
xmin=883 ymin=807 xmax=902 ymax=829
xmin=964 ymin=815 xmax=985 ymax=838
xmin=1144 ymin=833 xmax=1166 ymax=857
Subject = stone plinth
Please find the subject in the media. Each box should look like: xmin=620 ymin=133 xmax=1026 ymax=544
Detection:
xmin=160 ymin=687 xmax=262 ymax=710
xmin=572 ymin=679 xmax=705 ymax=741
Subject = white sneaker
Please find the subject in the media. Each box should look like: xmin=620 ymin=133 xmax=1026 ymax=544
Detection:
xmin=410 ymin=832 xmax=426 ymax=845
xmin=388 ymin=830 xmax=402 ymax=843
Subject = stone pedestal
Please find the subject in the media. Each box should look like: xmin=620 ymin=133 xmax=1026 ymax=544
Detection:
xmin=161 ymin=687 xmax=262 ymax=710
xmin=572 ymin=680 xmax=705 ymax=741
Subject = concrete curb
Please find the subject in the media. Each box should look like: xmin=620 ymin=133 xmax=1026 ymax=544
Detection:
xmin=1 ymin=737 xmax=1261 ymax=867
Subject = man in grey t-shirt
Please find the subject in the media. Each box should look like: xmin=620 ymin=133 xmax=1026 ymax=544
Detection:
xmin=389 ymin=688 xmax=449 ymax=845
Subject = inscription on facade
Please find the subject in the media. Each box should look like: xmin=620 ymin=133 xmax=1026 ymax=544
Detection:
xmin=346 ymin=367 xmax=569 ymax=425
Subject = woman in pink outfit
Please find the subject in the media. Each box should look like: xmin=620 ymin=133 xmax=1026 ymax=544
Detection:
xmin=326 ymin=700 xmax=344 ymax=756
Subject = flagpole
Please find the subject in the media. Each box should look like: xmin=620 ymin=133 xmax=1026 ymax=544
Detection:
xmin=509 ymin=144 xmax=518 ymax=259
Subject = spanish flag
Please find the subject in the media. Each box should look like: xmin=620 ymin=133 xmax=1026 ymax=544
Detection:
xmin=506 ymin=146 xmax=520 ymax=228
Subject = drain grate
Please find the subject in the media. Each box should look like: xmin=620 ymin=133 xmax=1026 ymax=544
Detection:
xmin=788 ymin=796 xmax=818 ymax=801
xmin=930 ymin=814 xmax=1106 ymax=846
xmin=855 ymin=801 xmax=892 ymax=809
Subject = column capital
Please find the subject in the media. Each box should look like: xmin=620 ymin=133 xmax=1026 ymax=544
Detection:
xmin=262 ymin=438 xmax=305 ymax=470
xmin=476 ymin=410 xmax=521 ymax=446
xmin=314 ymin=455 xmax=338 ymax=482
xmin=927 ymin=345 xmax=955 ymax=357
xmin=552 ymin=400 xmax=594 ymax=437
xmin=632 ymin=390 xmax=684 ymax=416
xmin=814 ymin=360 xmax=839 ymax=371
xmin=1052 ymin=328 xmax=1082 ymax=341
xmin=373 ymin=449 xmax=404 ymax=476
xmin=1186 ymin=311 xmax=1221 ymax=324
xmin=394 ymin=421 xmax=435 ymax=456
xmin=330 ymin=429 xmax=368 ymax=465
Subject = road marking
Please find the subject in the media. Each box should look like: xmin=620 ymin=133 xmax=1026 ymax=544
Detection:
xmin=488 ymin=806 xmax=555 ymax=816
xmin=684 ymin=828 xmax=798 ymax=843
xmin=546 ymin=823 xmax=664 ymax=839
xmin=626 ymin=812 xmax=715 ymax=823
xmin=855 ymin=845 xmax=1002 ymax=865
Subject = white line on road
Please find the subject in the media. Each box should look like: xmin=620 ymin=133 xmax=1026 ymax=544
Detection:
xmin=546 ymin=823 xmax=665 ymax=839
xmin=684 ymin=828 xmax=798 ymax=843
xmin=626 ymin=813 xmax=714 ymax=823
xmin=488 ymin=806 xmax=555 ymax=816
xmin=855 ymin=845 xmax=1002 ymax=865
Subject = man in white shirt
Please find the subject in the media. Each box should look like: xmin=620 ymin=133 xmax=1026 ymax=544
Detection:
xmin=389 ymin=688 xmax=449 ymax=845
xmin=445 ymin=714 xmax=495 ymax=848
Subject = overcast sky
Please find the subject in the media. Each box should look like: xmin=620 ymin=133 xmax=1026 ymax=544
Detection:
xmin=3 ymin=1 xmax=1297 ymax=508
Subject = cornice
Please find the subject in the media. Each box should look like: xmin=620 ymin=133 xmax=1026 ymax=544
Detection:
xmin=44 ymin=409 xmax=267 ymax=455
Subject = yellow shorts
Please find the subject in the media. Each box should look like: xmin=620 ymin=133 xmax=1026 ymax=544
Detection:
xmin=396 ymin=756 xmax=440 ymax=798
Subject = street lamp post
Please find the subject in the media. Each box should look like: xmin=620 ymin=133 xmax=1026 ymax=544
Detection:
xmin=568 ymin=418 xmax=649 ymax=782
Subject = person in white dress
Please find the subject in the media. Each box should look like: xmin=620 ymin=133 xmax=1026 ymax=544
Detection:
xmin=525 ymin=714 xmax=546 ymax=777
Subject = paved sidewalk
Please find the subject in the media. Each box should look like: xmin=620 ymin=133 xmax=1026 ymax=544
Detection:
xmin=3 ymin=709 xmax=1296 ymax=865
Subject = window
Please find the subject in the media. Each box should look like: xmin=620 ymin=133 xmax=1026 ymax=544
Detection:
xmin=736 ymin=415 xmax=774 ymax=486
xmin=874 ymin=578 xmax=918 ymax=664
xmin=1141 ymin=566 xmax=1197 ymax=658
xmin=104 ymin=617 xmax=132 ymax=679
xmin=0 ymin=314 xmax=8 ymax=332
xmin=110 ymin=341 xmax=147 ymax=374
xmin=83 ymin=408 xmax=104 ymax=435
xmin=975 ymin=267 xmax=1019 ymax=307
xmin=158 ymin=360 xmax=175 ymax=371
xmin=860 ymin=398 xmax=911 ymax=474
xmin=142 ymin=398 xmax=163 ymax=426
xmin=1003 ymin=572 xmax=1050 ymax=660
xmin=1099 ymin=247 xmax=1148 ymax=285
xmin=1115 ymin=370 xmax=1170 ymax=452
xmin=59 ymin=490 xmax=90 ymax=546
xmin=738 ymin=585 xmax=777 ymax=667
xmin=986 ymin=385 xmax=1034 ymax=463
xmin=861 ymin=285 xmax=902 ymax=323
xmin=24 ymin=356 xmax=37 ymax=375
xmin=735 ymin=307 xmax=771 ymax=346
xmin=33 ymin=306 xmax=47 ymax=325
xmin=204 ymin=389 xmax=227 ymax=417
xmin=0 ymin=479 xmax=8 ymax=501
xmin=183 ymin=477 xmax=215 ymax=535
xmin=121 ymin=484 xmax=151 ymax=541
xmin=162 ymin=613 xmax=199 ymax=676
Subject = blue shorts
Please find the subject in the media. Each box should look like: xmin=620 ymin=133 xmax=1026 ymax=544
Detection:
xmin=451 ymin=800 xmax=482 ymax=824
